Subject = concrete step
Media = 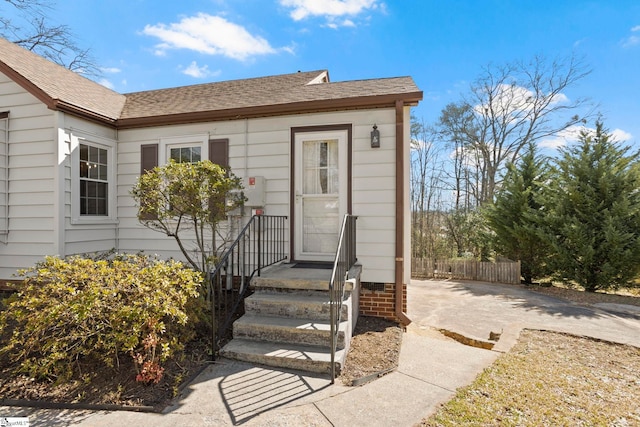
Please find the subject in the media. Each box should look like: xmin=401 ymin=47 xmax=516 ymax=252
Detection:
xmin=251 ymin=262 xmax=333 ymax=292
xmin=244 ymin=291 xmax=350 ymax=321
xmin=220 ymin=338 xmax=346 ymax=375
xmin=233 ymin=314 xmax=348 ymax=349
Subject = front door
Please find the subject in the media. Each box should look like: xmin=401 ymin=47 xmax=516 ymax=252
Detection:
xmin=294 ymin=130 xmax=348 ymax=261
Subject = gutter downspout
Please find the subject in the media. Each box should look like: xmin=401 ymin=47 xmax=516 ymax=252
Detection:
xmin=395 ymin=100 xmax=411 ymax=327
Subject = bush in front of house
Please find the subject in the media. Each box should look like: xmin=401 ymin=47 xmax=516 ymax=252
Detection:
xmin=0 ymin=253 xmax=203 ymax=384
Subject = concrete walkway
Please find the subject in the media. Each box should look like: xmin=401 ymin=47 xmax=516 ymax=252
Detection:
xmin=2 ymin=279 xmax=639 ymax=426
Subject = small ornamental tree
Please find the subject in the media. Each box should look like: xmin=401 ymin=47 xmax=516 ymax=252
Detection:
xmin=131 ymin=160 xmax=245 ymax=275
xmin=485 ymin=142 xmax=551 ymax=284
xmin=545 ymin=121 xmax=640 ymax=292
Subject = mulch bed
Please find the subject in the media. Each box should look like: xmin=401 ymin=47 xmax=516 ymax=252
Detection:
xmin=0 ymin=339 xmax=210 ymax=411
xmin=338 ymin=316 xmax=403 ymax=386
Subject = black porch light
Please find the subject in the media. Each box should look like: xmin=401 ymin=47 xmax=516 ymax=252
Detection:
xmin=370 ymin=124 xmax=380 ymax=148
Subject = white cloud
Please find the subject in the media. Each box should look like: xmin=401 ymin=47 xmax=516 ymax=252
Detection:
xmin=182 ymin=61 xmax=221 ymax=79
xmin=281 ymin=0 xmax=378 ymax=20
xmin=142 ymin=13 xmax=278 ymax=60
xmin=280 ymin=0 xmax=380 ymax=27
xmin=538 ymin=125 xmax=586 ymax=149
xmin=611 ymin=128 xmax=632 ymax=142
xmin=622 ymin=35 xmax=640 ymax=48
xmin=622 ymin=25 xmax=640 ymax=48
xmin=340 ymin=19 xmax=356 ymax=27
xmin=97 ymin=78 xmax=115 ymax=90
xmin=538 ymin=126 xmax=633 ymax=149
xmin=474 ymin=83 xmax=568 ymax=120
xmin=101 ymin=67 xmax=121 ymax=74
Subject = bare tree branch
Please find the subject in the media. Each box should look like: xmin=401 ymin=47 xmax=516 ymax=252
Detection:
xmin=1 ymin=0 xmax=102 ymax=77
xmin=438 ymin=54 xmax=594 ymax=205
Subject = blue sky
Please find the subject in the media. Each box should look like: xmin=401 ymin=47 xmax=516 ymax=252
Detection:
xmin=9 ymin=0 xmax=640 ymax=147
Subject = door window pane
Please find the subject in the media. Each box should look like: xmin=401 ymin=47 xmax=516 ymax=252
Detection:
xmin=302 ymin=198 xmax=339 ymax=253
xmin=303 ymin=139 xmax=338 ymax=194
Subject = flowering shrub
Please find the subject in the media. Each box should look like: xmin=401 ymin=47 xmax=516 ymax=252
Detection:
xmin=0 ymin=254 xmax=203 ymax=383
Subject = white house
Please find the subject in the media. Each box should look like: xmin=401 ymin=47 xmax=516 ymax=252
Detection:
xmin=0 ymin=37 xmax=422 ymax=324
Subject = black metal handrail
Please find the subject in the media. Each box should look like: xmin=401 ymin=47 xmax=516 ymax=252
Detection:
xmin=329 ymin=214 xmax=357 ymax=382
xmin=208 ymin=215 xmax=287 ymax=358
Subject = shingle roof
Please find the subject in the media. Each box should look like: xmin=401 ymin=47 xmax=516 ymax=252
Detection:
xmin=120 ymin=71 xmax=422 ymax=120
xmin=0 ymin=37 xmax=126 ymax=121
xmin=0 ymin=37 xmax=422 ymax=128
xmin=120 ymin=70 xmax=327 ymax=119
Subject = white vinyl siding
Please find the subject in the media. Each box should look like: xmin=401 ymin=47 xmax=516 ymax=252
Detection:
xmin=0 ymin=71 xmax=56 ymax=278
xmin=0 ymin=67 xmax=412 ymax=284
xmin=116 ymin=109 xmax=401 ymax=283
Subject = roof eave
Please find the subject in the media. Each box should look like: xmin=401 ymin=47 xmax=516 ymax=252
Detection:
xmin=0 ymin=61 xmax=56 ymax=109
xmin=116 ymin=91 xmax=424 ymax=129
xmin=52 ymin=100 xmax=118 ymax=126
xmin=0 ymin=62 xmax=121 ymax=126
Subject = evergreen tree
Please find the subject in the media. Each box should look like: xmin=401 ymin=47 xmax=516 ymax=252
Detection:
xmin=485 ymin=142 xmax=550 ymax=284
xmin=545 ymin=121 xmax=640 ymax=292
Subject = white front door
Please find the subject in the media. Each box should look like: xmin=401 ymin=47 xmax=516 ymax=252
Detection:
xmin=294 ymin=130 xmax=348 ymax=261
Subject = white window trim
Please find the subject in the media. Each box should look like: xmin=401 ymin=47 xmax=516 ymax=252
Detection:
xmin=70 ymin=131 xmax=117 ymax=225
xmin=159 ymin=134 xmax=209 ymax=165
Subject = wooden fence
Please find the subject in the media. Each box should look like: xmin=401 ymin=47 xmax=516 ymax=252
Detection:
xmin=411 ymin=258 xmax=521 ymax=285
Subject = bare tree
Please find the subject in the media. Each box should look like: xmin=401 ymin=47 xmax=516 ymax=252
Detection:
xmin=1 ymin=0 xmax=101 ymax=76
xmin=410 ymin=116 xmax=450 ymax=259
xmin=438 ymin=55 xmax=593 ymax=205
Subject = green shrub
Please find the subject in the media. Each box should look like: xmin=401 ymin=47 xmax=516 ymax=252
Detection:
xmin=0 ymin=254 xmax=203 ymax=383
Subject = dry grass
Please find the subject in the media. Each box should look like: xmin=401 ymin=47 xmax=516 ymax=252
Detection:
xmin=420 ymin=330 xmax=640 ymax=426
xmin=529 ymin=283 xmax=640 ymax=307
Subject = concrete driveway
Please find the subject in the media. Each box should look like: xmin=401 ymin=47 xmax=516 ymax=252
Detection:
xmin=409 ymin=279 xmax=640 ymax=350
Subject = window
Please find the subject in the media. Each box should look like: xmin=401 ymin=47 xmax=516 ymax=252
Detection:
xmin=79 ymin=144 xmax=108 ymax=216
xmin=70 ymin=132 xmax=116 ymax=225
xmin=169 ymin=146 xmax=201 ymax=163
xmin=160 ymin=134 xmax=209 ymax=166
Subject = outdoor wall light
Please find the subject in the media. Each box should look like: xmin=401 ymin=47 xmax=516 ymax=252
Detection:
xmin=370 ymin=124 xmax=380 ymax=148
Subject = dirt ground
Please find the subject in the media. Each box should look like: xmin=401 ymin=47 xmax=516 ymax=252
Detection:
xmin=0 ymin=341 xmax=210 ymax=410
xmin=338 ymin=316 xmax=403 ymax=386
xmin=528 ymin=283 xmax=640 ymax=306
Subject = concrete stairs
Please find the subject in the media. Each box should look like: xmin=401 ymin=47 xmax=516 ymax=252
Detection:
xmin=220 ymin=263 xmax=360 ymax=375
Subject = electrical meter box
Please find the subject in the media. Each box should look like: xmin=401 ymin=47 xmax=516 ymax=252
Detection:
xmin=243 ymin=176 xmax=265 ymax=207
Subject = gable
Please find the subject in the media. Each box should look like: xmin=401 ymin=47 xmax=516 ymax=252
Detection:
xmin=0 ymin=38 xmax=126 ymax=123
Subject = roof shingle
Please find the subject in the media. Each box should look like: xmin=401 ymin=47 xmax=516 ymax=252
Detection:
xmin=0 ymin=37 xmax=422 ymax=128
xmin=0 ymin=37 xmax=126 ymax=121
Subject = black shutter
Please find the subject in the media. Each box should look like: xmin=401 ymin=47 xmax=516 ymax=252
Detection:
xmin=208 ymin=139 xmax=229 ymax=220
xmin=140 ymin=144 xmax=158 ymax=220
xmin=141 ymin=144 xmax=158 ymax=173
xmin=209 ymin=139 xmax=229 ymax=167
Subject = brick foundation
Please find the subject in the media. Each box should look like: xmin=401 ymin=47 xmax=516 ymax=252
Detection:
xmin=359 ymin=282 xmax=407 ymax=322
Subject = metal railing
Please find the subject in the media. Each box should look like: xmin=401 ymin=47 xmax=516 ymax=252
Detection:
xmin=208 ymin=215 xmax=287 ymax=358
xmin=329 ymin=214 xmax=358 ymax=382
